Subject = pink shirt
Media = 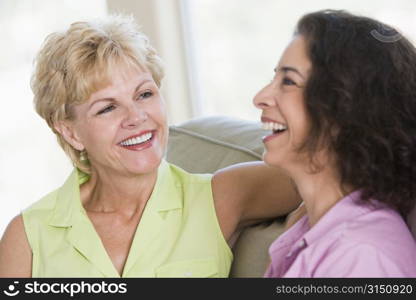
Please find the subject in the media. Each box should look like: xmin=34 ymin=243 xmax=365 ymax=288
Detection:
xmin=264 ymin=191 xmax=416 ymax=277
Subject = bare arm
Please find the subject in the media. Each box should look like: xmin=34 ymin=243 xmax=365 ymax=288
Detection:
xmin=212 ymin=161 xmax=302 ymax=241
xmin=0 ymin=215 xmax=32 ymax=277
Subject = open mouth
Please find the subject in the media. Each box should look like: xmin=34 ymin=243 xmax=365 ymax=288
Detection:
xmin=261 ymin=120 xmax=288 ymax=144
xmin=262 ymin=122 xmax=288 ymax=135
xmin=118 ymin=131 xmax=155 ymax=149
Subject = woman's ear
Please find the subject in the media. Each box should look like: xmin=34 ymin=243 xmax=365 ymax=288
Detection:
xmin=53 ymin=121 xmax=85 ymax=151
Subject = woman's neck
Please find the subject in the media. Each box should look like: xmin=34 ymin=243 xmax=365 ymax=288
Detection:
xmin=80 ymin=167 xmax=158 ymax=217
xmin=291 ymin=164 xmax=351 ymax=227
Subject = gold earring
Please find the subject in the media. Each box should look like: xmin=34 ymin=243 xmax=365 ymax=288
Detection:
xmin=80 ymin=150 xmax=88 ymax=162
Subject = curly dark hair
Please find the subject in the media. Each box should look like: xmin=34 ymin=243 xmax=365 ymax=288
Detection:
xmin=296 ymin=10 xmax=416 ymax=215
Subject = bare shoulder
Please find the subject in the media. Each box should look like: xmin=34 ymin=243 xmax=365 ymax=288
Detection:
xmin=0 ymin=214 xmax=32 ymax=277
xmin=211 ymin=161 xmax=260 ymax=208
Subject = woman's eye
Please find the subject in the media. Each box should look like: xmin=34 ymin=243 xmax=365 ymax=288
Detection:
xmin=138 ymin=90 xmax=153 ymax=100
xmin=97 ymin=105 xmax=115 ymax=115
xmin=282 ymin=77 xmax=296 ymax=86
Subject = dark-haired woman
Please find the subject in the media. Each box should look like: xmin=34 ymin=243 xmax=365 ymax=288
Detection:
xmin=254 ymin=10 xmax=416 ymax=277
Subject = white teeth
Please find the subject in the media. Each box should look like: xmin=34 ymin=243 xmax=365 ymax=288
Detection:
xmin=261 ymin=122 xmax=287 ymax=131
xmin=120 ymin=132 xmax=153 ymax=146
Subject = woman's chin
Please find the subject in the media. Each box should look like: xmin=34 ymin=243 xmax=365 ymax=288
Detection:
xmin=262 ymin=151 xmax=285 ymax=168
xmin=127 ymin=155 xmax=163 ymax=175
xmin=114 ymin=143 xmax=166 ymax=174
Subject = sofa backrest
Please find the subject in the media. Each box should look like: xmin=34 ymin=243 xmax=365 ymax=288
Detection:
xmin=167 ymin=115 xmax=264 ymax=173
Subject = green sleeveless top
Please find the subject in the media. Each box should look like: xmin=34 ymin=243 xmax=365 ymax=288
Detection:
xmin=22 ymin=160 xmax=233 ymax=277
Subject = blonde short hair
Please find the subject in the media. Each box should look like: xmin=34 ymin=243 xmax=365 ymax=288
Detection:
xmin=31 ymin=15 xmax=164 ymax=173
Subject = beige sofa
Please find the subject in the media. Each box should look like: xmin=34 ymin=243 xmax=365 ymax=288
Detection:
xmin=166 ymin=115 xmax=416 ymax=277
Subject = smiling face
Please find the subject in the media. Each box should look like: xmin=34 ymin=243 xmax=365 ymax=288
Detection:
xmin=57 ymin=67 xmax=168 ymax=177
xmin=253 ymin=36 xmax=312 ymax=173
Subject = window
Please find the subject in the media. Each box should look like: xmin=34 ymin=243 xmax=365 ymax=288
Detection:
xmin=182 ymin=0 xmax=416 ymax=121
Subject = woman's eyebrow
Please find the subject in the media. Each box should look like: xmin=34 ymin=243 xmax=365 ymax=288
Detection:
xmin=274 ymin=66 xmax=305 ymax=79
xmin=133 ymin=79 xmax=152 ymax=94
xmin=89 ymin=98 xmax=113 ymax=110
xmin=89 ymin=79 xmax=153 ymax=110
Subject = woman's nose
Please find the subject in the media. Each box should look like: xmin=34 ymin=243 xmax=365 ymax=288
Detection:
xmin=121 ymin=105 xmax=147 ymax=128
xmin=253 ymin=84 xmax=276 ymax=110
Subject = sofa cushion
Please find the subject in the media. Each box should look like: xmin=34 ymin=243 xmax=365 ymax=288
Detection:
xmin=167 ymin=116 xmax=264 ymax=173
xmin=229 ymin=220 xmax=286 ymax=277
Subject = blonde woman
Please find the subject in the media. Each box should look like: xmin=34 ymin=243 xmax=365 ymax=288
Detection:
xmin=0 ymin=15 xmax=299 ymax=278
